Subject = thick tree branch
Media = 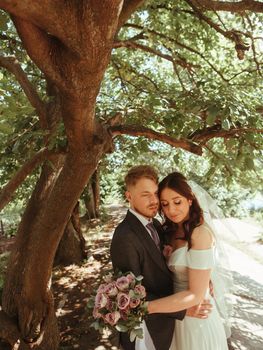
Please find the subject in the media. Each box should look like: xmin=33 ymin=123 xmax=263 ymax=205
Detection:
xmin=185 ymin=0 xmax=250 ymax=59
xmin=186 ymin=0 xmax=235 ymax=39
xmin=189 ymin=1 xmax=263 ymax=13
xmin=113 ymin=40 xmax=174 ymax=60
xmin=185 ymin=0 xmax=252 ymax=60
xmin=0 ymin=1 xmax=83 ymax=53
xmin=122 ymin=23 xmax=230 ymax=81
xmin=113 ymin=40 xmax=196 ymax=70
xmin=118 ymin=0 xmax=145 ymax=30
xmin=11 ymin=17 xmax=68 ymax=91
xmin=0 ymin=55 xmax=48 ymax=129
xmin=0 ymin=148 xmax=64 ymax=212
xmin=1 ymin=1 xmax=124 ymax=58
xmin=109 ymin=125 xmax=203 ymax=155
xmin=5 ymin=3 xmax=123 ymax=97
xmin=191 ymin=126 xmax=263 ymax=143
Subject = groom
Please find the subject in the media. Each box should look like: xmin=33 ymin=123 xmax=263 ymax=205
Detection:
xmin=110 ymin=165 xmax=211 ymax=350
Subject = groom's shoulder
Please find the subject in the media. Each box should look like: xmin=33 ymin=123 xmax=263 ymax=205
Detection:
xmin=113 ymin=210 xmax=143 ymax=240
xmin=113 ymin=210 xmax=131 ymax=233
xmin=111 ymin=215 xmax=138 ymax=248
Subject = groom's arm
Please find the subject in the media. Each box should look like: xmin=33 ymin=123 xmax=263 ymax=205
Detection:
xmin=111 ymin=227 xmax=186 ymax=320
xmin=111 ymin=229 xmax=166 ymax=300
xmin=110 ymin=228 xmax=142 ymax=276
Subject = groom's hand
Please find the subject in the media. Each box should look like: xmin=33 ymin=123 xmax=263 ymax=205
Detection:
xmin=186 ymin=299 xmax=212 ymax=319
xmin=163 ymin=245 xmax=173 ymax=259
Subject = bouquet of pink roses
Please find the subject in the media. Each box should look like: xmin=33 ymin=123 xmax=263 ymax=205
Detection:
xmin=88 ymin=271 xmax=148 ymax=341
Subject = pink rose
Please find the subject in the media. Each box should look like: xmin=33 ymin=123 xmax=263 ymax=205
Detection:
xmin=117 ymin=292 xmax=130 ymax=310
xmin=106 ymin=299 xmax=114 ymax=311
xmin=129 ymin=297 xmax=141 ymax=308
xmin=126 ymin=273 xmax=136 ymax=284
xmin=95 ymin=292 xmax=108 ymax=309
xmin=134 ymin=285 xmax=146 ymax=298
xmin=104 ymin=282 xmax=118 ymax=297
xmin=104 ymin=311 xmax=121 ymax=326
xmin=116 ymin=276 xmax=130 ymax=291
xmin=97 ymin=283 xmax=107 ymax=293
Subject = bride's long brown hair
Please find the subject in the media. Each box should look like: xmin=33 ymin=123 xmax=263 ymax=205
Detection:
xmin=158 ymin=172 xmax=204 ymax=249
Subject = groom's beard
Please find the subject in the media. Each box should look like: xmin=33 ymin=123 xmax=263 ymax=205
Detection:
xmin=133 ymin=204 xmax=158 ymax=219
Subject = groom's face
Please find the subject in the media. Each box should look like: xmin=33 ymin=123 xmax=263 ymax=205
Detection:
xmin=125 ymin=177 xmax=159 ymax=219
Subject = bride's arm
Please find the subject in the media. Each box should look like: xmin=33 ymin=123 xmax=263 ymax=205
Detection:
xmin=148 ymin=227 xmax=213 ymax=314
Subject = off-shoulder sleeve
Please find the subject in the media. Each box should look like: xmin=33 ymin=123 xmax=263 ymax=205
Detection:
xmin=186 ymin=248 xmax=215 ymax=269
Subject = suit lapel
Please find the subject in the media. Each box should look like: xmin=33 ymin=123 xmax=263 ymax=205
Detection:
xmin=125 ymin=211 xmax=171 ymax=277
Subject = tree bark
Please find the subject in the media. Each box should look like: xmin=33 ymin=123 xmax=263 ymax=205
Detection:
xmin=54 ymin=202 xmax=87 ymax=266
xmin=0 ymin=1 xmax=137 ymax=349
xmin=83 ymin=169 xmax=101 ymax=220
xmin=1 ymin=158 xmax=64 ymax=349
xmin=2 ymin=139 xmax=106 ymax=348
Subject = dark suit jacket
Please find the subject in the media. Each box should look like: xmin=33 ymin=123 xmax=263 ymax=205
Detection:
xmin=110 ymin=210 xmax=186 ymax=350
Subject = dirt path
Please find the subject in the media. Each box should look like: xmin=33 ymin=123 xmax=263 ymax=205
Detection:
xmin=55 ymin=205 xmax=263 ymax=350
xmin=224 ymin=243 xmax=263 ymax=349
xmin=0 ymin=205 xmax=262 ymax=349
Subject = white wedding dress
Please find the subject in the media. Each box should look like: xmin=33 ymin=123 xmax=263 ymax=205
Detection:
xmin=168 ymin=237 xmax=229 ymax=349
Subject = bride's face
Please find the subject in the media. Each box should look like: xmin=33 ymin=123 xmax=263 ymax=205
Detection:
xmin=160 ymin=187 xmax=192 ymax=224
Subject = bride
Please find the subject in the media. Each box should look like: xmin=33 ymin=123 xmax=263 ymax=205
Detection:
xmin=146 ymin=172 xmax=232 ymax=350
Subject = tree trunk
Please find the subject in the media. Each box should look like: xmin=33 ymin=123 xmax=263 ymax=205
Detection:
xmin=0 ymin=2 xmax=126 ymax=349
xmin=92 ymin=169 xmax=100 ymax=218
xmin=54 ymin=202 xmax=87 ymax=266
xmin=1 ymin=158 xmax=63 ymax=349
xmin=83 ymin=169 xmax=100 ymax=220
xmin=1 ymin=137 xmax=105 ymax=348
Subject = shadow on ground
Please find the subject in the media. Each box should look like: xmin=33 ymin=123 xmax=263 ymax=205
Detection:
xmin=1 ymin=205 xmax=262 ymax=349
xmin=228 ymin=271 xmax=263 ymax=350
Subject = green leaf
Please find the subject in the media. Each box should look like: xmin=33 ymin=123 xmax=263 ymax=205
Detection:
xmin=190 ymin=105 xmax=201 ymax=114
xmin=244 ymin=134 xmax=254 ymax=142
xmin=206 ymin=114 xmax=216 ymax=125
xmin=12 ymin=140 xmax=21 ymax=153
xmin=116 ymin=324 xmax=128 ymax=332
xmin=206 ymin=106 xmax=220 ymax=125
xmin=0 ymin=11 xmax=8 ymax=31
xmin=0 ymin=122 xmax=12 ymax=134
xmin=86 ymin=298 xmax=95 ymax=308
xmin=226 ymin=139 xmax=236 ymax=148
xmin=135 ymin=275 xmax=144 ymax=281
xmin=244 ymin=158 xmax=254 ymax=170
xmin=129 ymin=290 xmax=136 ymax=298
xmin=90 ymin=320 xmax=101 ymax=331
xmin=129 ymin=328 xmax=143 ymax=342
xmin=222 ymin=119 xmax=230 ymax=130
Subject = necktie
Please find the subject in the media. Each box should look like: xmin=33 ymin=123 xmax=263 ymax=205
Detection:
xmin=146 ymin=222 xmax=160 ymax=250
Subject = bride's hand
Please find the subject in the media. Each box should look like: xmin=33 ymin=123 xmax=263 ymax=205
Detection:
xmin=186 ymin=299 xmax=213 ymax=319
xmin=163 ymin=245 xmax=173 ymax=258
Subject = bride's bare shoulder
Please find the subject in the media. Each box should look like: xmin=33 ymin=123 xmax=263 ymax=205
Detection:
xmin=191 ymin=224 xmax=214 ymax=249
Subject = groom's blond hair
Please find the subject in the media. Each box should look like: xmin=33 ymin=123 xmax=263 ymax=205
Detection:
xmin=125 ymin=165 xmax=158 ymax=189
